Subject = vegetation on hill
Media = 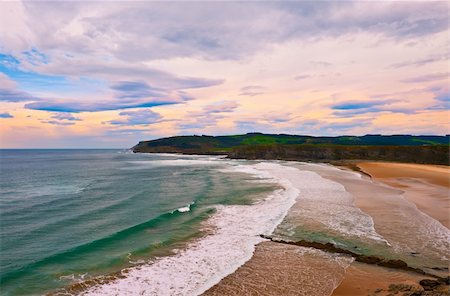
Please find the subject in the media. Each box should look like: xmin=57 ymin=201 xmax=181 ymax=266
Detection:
xmin=132 ymin=133 xmax=450 ymax=165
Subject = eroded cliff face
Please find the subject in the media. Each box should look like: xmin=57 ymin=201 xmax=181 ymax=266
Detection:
xmin=227 ymin=144 xmax=450 ymax=165
xmin=132 ymin=134 xmax=450 ymax=165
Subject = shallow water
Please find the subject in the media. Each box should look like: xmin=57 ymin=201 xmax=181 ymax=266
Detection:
xmin=1 ymin=152 xmax=448 ymax=295
xmin=0 ymin=150 xmax=275 ymax=295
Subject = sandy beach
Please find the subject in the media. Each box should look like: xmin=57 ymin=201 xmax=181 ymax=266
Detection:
xmin=203 ymin=241 xmax=350 ymax=296
xmin=332 ymin=262 xmax=434 ymax=296
xmin=357 ymin=162 xmax=450 ymax=229
xmin=204 ymin=161 xmax=450 ymax=295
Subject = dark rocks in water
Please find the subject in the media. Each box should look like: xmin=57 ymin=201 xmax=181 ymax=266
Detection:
xmin=431 ymin=267 xmax=449 ymax=271
xmin=388 ymin=283 xmax=418 ymax=293
xmin=379 ymin=259 xmax=409 ymax=269
xmin=438 ymin=277 xmax=450 ymax=285
xmin=358 ymin=255 xmax=382 ymax=265
xmin=420 ymin=279 xmax=442 ymax=290
xmin=258 ymin=234 xmax=436 ymax=277
xmin=374 ymin=278 xmax=450 ymax=296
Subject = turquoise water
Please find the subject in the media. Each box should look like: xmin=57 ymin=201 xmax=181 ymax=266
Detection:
xmin=0 ymin=150 xmax=274 ymax=295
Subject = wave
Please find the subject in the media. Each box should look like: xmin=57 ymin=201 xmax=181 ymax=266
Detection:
xmin=174 ymin=202 xmax=195 ymax=213
xmin=81 ymin=162 xmax=300 ymax=295
xmin=0 ymin=206 xmax=211 ymax=286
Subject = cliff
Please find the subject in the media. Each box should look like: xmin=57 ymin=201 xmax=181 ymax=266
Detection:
xmin=132 ymin=133 xmax=450 ymax=165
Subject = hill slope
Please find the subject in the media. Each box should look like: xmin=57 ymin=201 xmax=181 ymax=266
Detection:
xmin=132 ymin=133 xmax=450 ymax=165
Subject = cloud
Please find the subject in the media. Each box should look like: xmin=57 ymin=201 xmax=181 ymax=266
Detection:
xmin=332 ymin=100 xmax=393 ymax=110
xmin=0 ymin=88 xmax=38 ymax=102
xmin=0 ymin=112 xmax=13 ymax=118
xmin=234 ymin=120 xmax=272 ymax=133
xmin=296 ymin=118 xmax=373 ymax=135
xmin=41 ymin=120 xmax=76 ymax=126
xmin=0 ymin=73 xmax=39 ymax=102
xmin=178 ymin=112 xmax=224 ymax=131
xmin=51 ymin=112 xmax=81 ymax=121
xmin=263 ymin=112 xmax=293 ymax=123
xmin=239 ymin=86 xmax=265 ymax=96
xmin=401 ymin=73 xmax=448 ymax=83
xmin=5 ymin=1 xmax=446 ymax=64
xmin=178 ymin=101 xmax=238 ymax=131
xmin=426 ymin=85 xmax=450 ymax=110
xmin=294 ymin=75 xmax=311 ymax=81
xmin=107 ymin=109 xmax=163 ymax=126
xmin=111 ymin=81 xmax=166 ymax=99
xmin=25 ymin=96 xmax=183 ymax=113
xmin=203 ymin=101 xmax=238 ymax=113
xmin=331 ymin=99 xmax=415 ymax=116
xmin=310 ymin=61 xmax=332 ymax=67
xmin=388 ymin=54 xmax=449 ymax=68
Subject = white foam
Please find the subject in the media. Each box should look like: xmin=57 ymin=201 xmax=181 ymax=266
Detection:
xmin=82 ymin=162 xmax=301 ymax=296
xmin=176 ymin=202 xmax=194 ymax=213
xmin=81 ymin=161 xmax=389 ymax=296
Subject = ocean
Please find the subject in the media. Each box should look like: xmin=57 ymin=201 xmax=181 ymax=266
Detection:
xmin=0 ymin=150 xmax=276 ymax=295
xmin=1 ymin=150 xmax=448 ymax=295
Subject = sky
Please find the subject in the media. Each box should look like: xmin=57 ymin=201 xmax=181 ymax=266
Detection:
xmin=0 ymin=1 xmax=449 ymax=148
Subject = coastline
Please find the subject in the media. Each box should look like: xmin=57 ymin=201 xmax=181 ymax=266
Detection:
xmin=52 ymin=155 xmax=450 ymax=295
xmin=76 ymin=162 xmax=301 ymax=295
xmin=204 ymin=160 xmax=450 ymax=296
xmin=357 ymin=162 xmax=450 ymax=229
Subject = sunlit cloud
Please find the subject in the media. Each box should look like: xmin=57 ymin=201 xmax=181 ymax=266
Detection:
xmin=0 ymin=0 xmax=448 ymax=147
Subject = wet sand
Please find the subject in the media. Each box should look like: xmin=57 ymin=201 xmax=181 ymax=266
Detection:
xmin=204 ymin=162 xmax=449 ymax=296
xmin=357 ymin=162 xmax=450 ymax=229
xmin=332 ymin=262 xmax=432 ymax=296
xmin=308 ymin=162 xmax=449 ymax=295
xmin=203 ymin=241 xmax=351 ymax=296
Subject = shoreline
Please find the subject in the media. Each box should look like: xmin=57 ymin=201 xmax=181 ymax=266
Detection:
xmin=54 ymin=156 xmax=449 ymax=295
xmin=357 ymin=162 xmax=450 ymax=229
xmin=204 ymin=160 xmax=449 ymax=296
xmin=70 ymin=162 xmax=301 ymax=295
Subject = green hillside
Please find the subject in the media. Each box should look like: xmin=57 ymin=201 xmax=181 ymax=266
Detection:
xmin=132 ymin=133 xmax=449 ymax=165
xmin=133 ymin=133 xmax=449 ymax=152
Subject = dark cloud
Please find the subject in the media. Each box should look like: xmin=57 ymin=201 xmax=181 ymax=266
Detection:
xmin=0 ymin=112 xmax=13 ymax=118
xmin=41 ymin=120 xmax=75 ymax=126
xmin=51 ymin=112 xmax=81 ymax=121
xmin=332 ymin=100 xmax=392 ymax=110
xmin=25 ymin=97 xmax=182 ymax=113
xmin=0 ymin=88 xmax=38 ymax=102
xmin=331 ymin=99 xmax=414 ymax=116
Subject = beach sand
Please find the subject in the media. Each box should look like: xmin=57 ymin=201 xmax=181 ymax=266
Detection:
xmin=203 ymin=241 xmax=350 ymax=296
xmin=204 ymin=162 xmax=449 ymax=295
xmin=332 ymin=262 xmax=432 ymax=296
xmin=357 ymin=162 xmax=450 ymax=229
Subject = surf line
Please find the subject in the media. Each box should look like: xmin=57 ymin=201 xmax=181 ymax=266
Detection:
xmin=259 ymin=235 xmax=449 ymax=280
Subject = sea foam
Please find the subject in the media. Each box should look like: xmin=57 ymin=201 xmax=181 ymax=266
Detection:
xmin=82 ymin=162 xmax=387 ymax=296
xmin=82 ymin=162 xmax=301 ymax=296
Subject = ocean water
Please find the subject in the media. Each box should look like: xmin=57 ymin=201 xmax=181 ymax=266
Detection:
xmin=1 ymin=151 xmax=448 ymax=296
xmin=0 ymin=150 xmax=276 ymax=295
